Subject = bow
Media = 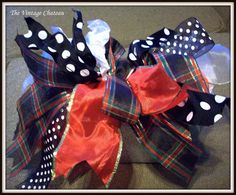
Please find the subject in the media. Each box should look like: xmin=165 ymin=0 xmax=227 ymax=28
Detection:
xmin=7 ymin=10 xmax=230 ymax=189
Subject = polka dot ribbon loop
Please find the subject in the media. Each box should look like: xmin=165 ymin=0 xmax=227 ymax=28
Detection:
xmin=166 ymin=91 xmax=230 ymax=126
xmin=18 ymin=105 xmax=68 ymax=190
xmin=128 ymin=17 xmax=214 ymax=66
xmin=20 ymin=11 xmax=99 ymax=84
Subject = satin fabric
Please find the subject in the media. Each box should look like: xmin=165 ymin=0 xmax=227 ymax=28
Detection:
xmin=127 ymin=64 xmax=189 ymax=115
xmin=53 ymin=81 xmax=121 ymax=186
xmin=53 ymin=64 xmax=193 ymax=186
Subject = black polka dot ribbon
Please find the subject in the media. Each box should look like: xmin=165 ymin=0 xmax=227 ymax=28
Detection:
xmin=128 ymin=17 xmax=214 ymax=66
xmin=166 ymin=90 xmax=230 ymax=126
xmin=19 ymin=10 xmax=98 ymax=84
xmin=18 ymin=105 xmax=68 ymax=190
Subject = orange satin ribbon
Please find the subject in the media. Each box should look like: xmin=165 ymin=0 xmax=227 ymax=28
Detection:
xmin=53 ymin=64 xmax=190 ymax=187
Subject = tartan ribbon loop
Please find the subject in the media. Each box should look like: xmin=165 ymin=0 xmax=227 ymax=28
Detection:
xmin=102 ymin=76 xmax=141 ymax=124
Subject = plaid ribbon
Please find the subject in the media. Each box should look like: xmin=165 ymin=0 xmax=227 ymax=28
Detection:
xmin=130 ymin=115 xmax=203 ymax=184
xmin=6 ymin=83 xmax=70 ymax=176
xmin=102 ymin=76 xmax=141 ymax=124
xmin=143 ymin=50 xmax=209 ymax=93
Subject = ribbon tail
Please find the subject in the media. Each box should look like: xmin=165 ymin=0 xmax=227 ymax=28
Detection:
xmin=52 ymin=81 xmax=122 ymax=187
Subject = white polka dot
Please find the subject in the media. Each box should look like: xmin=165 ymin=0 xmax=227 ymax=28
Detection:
xmin=129 ymin=53 xmax=137 ymax=61
xmin=172 ymin=50 xmax=176 ymax=54
xmin=62 ymin=50 xmax=71 ymax=59
xmin=133 ymin=40 xmax=140 ymax=44
xmin=38 ymin=30 xmax=47 ymax=40
xmin=134 ymin=47 xmax=137 ymax=56
xmin=209 ymin=37 xmax=212 ymax=40
xmin=52 ymin=121 xmax=55 ymax=124
xmin=166 ymin=41 xmax=170 ymax=46
xmin=146 ymin=36 xmax=154 ymax=40
xmin=179 ymin=43 xmax=182 ymax=48
xmin=174 ymin=35 xmax=178 ymax=39
xmin=76 ymin=22 xmax=83 ymax=29
xmin=41 ymin=165 xmax=43 ymax=169
xmin=36 ymin=172 xmax=39 ymax=176
xmin=141 ymin=44 xmax=149 ymax=48
xmin=40 ymin=179 xmax=42 ymax=183
xmin=61 ymin=115 xmax=65 ymax=120
xmin=185 ymin=37 xmax=189 ymax=41
xmin=215 ymin=95 xmax=226 ymax=103
xmin=78 ymin=56 xmax=85 ymax=63
xmin=48 ymin=47 xmax=56 ymax=53
xmin=214 ymin=114 xmax=222 ymax=123
xmin=200 ymin=39 xmax=204 ymax=44
xmin=159 ymin=42 xmax=165 ymax=46
xmin=191 ymin=46 xmax=195 ymax=50
xmin=55 ymin=34 xmax=64 ymax=44
xmin=28 ymin=186 xmax=31 ymax=189
xmin=184 ymin=52 xmax=187 ymax=56
xmin=184 ymin=44 xmax=188 ymax=49
xmin=22 ymin=185 xmax=26 ymax=188
xmin=66 ymin=64 xmax=76 ymax=72
xmin=186 ymin=111 xmax=193 ymax=122
xmin=50 ymin=137 xmax=52 ymax=141
xmin=48 ymin=170 xmax=50 ymax=174
xmin=160 ymin=48 xmax=164 ymax=52
xmin=57 ymin=125 xmax=61 ymax=130
xmin=186 ymin=29 xmax=190 ymax=33
xmin=33 ymin=186 xmax=37 ymax=189
xmin=48 ymin=129 xmax=51 ymax=134
xmin=35 ymin=179 xmax=38 ymax=183
xmin=43 ymin=185 xmax=46 ymax=189
xmin=179 ymin=36 xmax=183 ymax=40
xmin=28 ymin=44 xmax=37 ymax=48
xmin=178 ymin=101 xmax=185 ymax=107
xmin=201 ymin=32 xmax=206 ymax=37
xmin=166 ymin=49 xmax=170 ymax=53
xmin=179 ymin=28 xmax=183 ymax=32
xmin=38 ymin=186 xmax=41 ymax=189
xmin=80 ymin=69 xmax=90 ymax=77
xmin=24 ymin=30 xmax=32 ymax=38
xmin=77 ymin=42 xmax=85 ymax=51
xmin=192 ymin=38 xmax=197 ymax=42
xmin=164 ymin=28 xmax=170 ymax=35
xmin=178 ymin=51 xmax=182 ymax=55
xmin=187 ymin=21 xmax=192 ymax=26
xmin=202 ymin=28 xmax=206 ymax=32
xmin=54 ymin=135 xmax=57 ymax=139
xmin=194 ymin=30 xmax=198 ymax=35
xmin=44 ymin=178 xmax=46 ymax=182
xmin=196 ymin=20 xmax=199 ymax=23
xmin=47 ymin=178 xmax=50 ymax=181
xmin=200 ymin=101 xmax=211 ymax=110
xmin=146 ymin=40 xmax=153 ymax=46
xmin=195 ymin=24 xmax=200 ymax=28
xmin=173 ymin=42 xmax=177 ymax=46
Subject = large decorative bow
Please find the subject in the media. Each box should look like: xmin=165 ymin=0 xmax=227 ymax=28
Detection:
xmin=7 ymin=10 xmax=230 ymax=190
